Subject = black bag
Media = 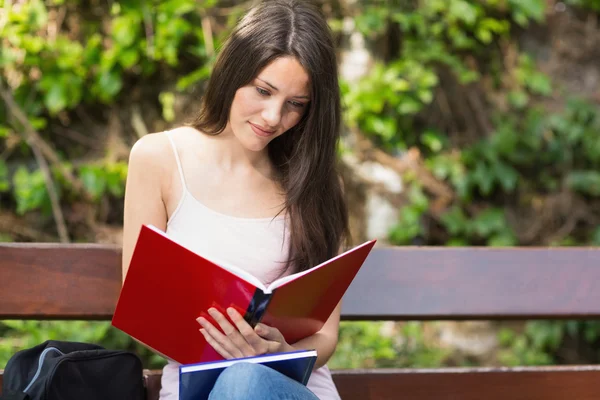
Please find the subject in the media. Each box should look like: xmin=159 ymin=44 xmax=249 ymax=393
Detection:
xmin=0 ymin=340 xmax=145 ymax=400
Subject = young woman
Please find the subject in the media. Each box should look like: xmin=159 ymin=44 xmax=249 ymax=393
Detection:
xmin=122 ymin=0 xmax=349 ymax=398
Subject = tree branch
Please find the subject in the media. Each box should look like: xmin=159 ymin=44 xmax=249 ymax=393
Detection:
xmin=0 ymin=79 xmax=70 ymax=242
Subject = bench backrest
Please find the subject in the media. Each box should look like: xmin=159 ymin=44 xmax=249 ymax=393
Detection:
xmin=2 ymin=244 xmax=600 ymax=320
xmin=2 ymin=244 xmax=600 ymax=400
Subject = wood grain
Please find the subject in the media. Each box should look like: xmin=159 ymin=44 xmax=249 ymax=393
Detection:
xmin=0 ymin=244 xmax=121 ymax=319
xmin=2 ymin=244 xmax=599 ymax=320
xmin=7 ymin=367 xmax=599 ymax=400
xmin=332 ymin=366 xmax=600 ymax=400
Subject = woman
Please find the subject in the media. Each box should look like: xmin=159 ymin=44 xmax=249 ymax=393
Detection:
xmin=122 ymin=0 xmax=349 ymax=398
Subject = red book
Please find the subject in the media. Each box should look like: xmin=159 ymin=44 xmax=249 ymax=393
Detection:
xmin=112 ymin=225 xmax=376 ymax=365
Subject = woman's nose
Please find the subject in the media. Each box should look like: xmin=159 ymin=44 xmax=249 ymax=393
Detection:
xmin=261 ymin=102 xmax=282 ymax=128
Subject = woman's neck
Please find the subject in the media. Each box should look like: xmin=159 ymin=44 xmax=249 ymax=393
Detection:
xmin=200 ymin=127 xmax=274 ymax=180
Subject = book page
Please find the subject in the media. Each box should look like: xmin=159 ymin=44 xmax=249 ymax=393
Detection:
xmin=146 ymin=225 xmax=267 ymax=291
xmin=180 ymin=349 xmax=317 ymax=373
xmin=266 ymin=240 xmax=376 ymax=291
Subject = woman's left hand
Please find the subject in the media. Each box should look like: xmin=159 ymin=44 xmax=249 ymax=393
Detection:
xmin=197 ymin=307 xmax=293 ymax=359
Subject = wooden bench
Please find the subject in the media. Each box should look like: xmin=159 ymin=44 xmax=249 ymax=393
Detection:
xmin=1 ymin=244 xmax=600 ymax=399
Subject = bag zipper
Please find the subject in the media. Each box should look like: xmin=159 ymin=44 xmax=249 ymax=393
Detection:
xmin=22 ymin=347 xmax=65 ymax=393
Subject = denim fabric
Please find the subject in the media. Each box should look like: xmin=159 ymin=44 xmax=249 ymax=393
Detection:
xmin=208 ymin=363 xmax=320 ymax=400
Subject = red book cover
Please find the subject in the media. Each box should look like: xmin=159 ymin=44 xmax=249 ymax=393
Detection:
xmin=112 ymin=224 xmax=376 ymax=365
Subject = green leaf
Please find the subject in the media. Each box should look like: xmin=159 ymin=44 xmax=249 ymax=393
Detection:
xmin=492 ymin=162 xmax=519 ymax=192
xmin=0 ymin=126 xmax=10 ymax=138
xmin=112 ymin=15 xmax=140 ymax=47
xmin=472 ymin=161 xmax=494 ymax=196
xmin=0 ymin=160 xmax=9 ymax=192
xmin=488 ymin=232 xmax=518 ymax=246
xmin=508 ymin=0 xmax=546 ymax=23
xmin=397 ymin=98 xmax=423 ymax=115
xmin=119 ymin=48 xmax=140 ymax=69
xmin=441 ymin=207 xmax=469 ymax=236
xmin=159 ymin=92 xmax=176 ymax=122
xmin=566 ymin=171 xmax=600 ymax=196
xmin=176 ymin=65 xmax=212 ymax=91
xmin=80 ymin=166 xmax=107 ymax=200
xmin=106 ymin=165 xmax=126 ymax=198
xmin=44 ymin=82 xmax=68 ymax=114
xmin=420 ymin=130 xmax=447 ymax=153
xmin=508 ymin=90 xmax=529 ymax=109
xmin=12 ymin=167 xmax=50 ymax=215
xmin=527 ymin=72 xmax=552 ymax=96
xmin=471 ymin=208 xmax=509 ymax=237
xmin=592 ymin=227 xmax=600 ymax=245
xmin=97 ymin=69 xmax=123 ymax=100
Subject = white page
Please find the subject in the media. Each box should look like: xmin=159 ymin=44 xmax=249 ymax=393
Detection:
xmin=146 ymin=224 xmax=267 ymax=291
xmin=179 ymin=350 xmax=318 ymax=373
xmin=266 ymin=240 xmax=374 ymax=291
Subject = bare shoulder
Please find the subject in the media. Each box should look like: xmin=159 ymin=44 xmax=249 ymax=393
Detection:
xmin=165 ymin=125 xmax=205 ymax=150
xmin=129 ymin=131 xmax=170 ymax=167
xmin=127 ymin=126 xmax=202 ymax=184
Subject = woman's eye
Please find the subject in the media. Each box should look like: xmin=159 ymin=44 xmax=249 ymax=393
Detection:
xmin=289 ymin=101 xmax=305 ymax=109
xmin=256 ymin=87 xmax=270 ymax=96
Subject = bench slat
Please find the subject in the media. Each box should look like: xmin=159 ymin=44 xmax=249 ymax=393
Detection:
xmin=0 ymin=244 xmax=121 ymax=320
xmin=332 ymin=367 xmax=600 ymax=400
xmin=342 ymin=247 xmax=600 ymax=320
xmin=2 ymin=244 xmax=600 ymax=320
xmin=6 ymin=367 xmax=600 ymax=400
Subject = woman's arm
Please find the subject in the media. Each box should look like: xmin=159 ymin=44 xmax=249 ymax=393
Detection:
xmin=122 ymin=133 xmax=169 ymax=282
xmin=288 ymin=301 xmax=341 ymax=369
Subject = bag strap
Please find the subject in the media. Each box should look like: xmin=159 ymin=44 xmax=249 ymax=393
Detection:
xmin=0 ymin=391 xmax=30 ymax=400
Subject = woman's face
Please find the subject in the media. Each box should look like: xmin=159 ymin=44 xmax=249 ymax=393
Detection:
xmin=227 ymin=56 xmax=311 ymax=153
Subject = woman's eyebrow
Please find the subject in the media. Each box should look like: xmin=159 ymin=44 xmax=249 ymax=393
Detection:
xmin=256 ymin=78 xmax=310 ymax=100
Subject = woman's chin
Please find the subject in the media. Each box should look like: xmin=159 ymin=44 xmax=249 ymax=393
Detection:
xmin=242 ymin=138 xmax=270 ymax=153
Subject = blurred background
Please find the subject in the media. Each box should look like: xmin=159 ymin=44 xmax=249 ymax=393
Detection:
xmin=1 ymin=0 xmax=600 ymax=371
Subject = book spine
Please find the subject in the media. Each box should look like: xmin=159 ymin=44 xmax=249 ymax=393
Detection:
xmin=302 ymin=355 xmax=317 ymax=385
xmin=244 ymin=288 xmax=273 ymax=327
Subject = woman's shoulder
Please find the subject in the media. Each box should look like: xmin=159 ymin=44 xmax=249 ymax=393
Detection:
xmin=128 ymin=126 xmax=199 ymax=167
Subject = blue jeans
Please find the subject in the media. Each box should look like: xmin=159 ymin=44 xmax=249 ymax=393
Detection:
xmin=208 ymin=363 xmax=319 ymax=400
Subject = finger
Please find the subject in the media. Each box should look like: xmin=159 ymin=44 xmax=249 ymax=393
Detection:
xmin=199 ymin=328 xmax=234 ymax=359
xmin=208 ymin=309 xmax=255 ymax=356
xmin=254 ymin=323 xmax=283 ymax=342
xmin=226 ymin=308 xmax=268 ymax=354
xmin=197 ymin=316 xmax=244 ymax=358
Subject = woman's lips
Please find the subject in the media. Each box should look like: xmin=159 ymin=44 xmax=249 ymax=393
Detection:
xmin=249 ymin=122 xmax=276 ymax=137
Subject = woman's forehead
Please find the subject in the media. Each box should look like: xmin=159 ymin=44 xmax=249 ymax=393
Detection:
xmin=255 ymin=57 xmax=311 ymax=98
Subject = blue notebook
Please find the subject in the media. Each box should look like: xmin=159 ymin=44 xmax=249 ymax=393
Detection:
xmin=179 ymin=349 xmax=318 ymax=400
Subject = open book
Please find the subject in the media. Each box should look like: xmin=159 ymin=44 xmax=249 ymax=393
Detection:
xmin=112 ymin=224 xmax=376 ymax=365
xmin=179 ymin=350 xmax=317 ymax=400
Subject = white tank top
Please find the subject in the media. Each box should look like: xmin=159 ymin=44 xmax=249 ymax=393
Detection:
xmin=158 ymin=131 xmax=341 ymax=400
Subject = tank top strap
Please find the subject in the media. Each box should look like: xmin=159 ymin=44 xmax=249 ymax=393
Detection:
xmin=165 ymin=131 xmax=188 ymax=191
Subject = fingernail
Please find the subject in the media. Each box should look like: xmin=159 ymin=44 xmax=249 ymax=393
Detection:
xmin=197 ymin=317 xmax=206 ymax=324
xmin=227 ymin=308 xmax=235 ymax=316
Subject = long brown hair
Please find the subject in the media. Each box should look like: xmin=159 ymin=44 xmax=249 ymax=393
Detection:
xmin=191 ymin=0 xmax=349 ymax=273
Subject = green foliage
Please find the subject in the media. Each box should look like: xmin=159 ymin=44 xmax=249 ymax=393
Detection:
xmin=0 ymin=0 xmax=219 ymax=216
xmin=0 ymin=321 xmax=166 ymax=369
xmin=0 ymin=160 xmax=9 ymax=193
xmin=564 ymin=0 xmax=600 ymax=12
xmin=80 ymin=162 xmax=128 ymax=201
xmin=12 ymin=167 xmax=53 ymax=215
xmin=498 ymin=320 xmax=600 ymax=366
xmin=388 ymin=183 xmax=430 ymax=244
xmin=2 ymin=0 xmax=211 ymax=115
xmin=331 ymin=321 xmax=450 ymax=369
